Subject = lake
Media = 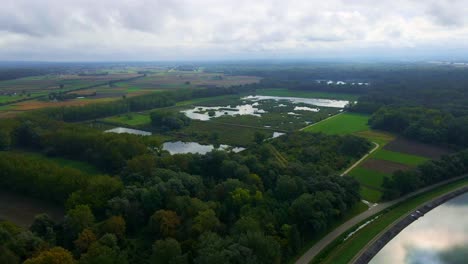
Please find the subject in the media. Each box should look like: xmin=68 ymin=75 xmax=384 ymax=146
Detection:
xmin=163 ymin=141 xmax=245 ymax=155
xmin=369 ymin=192 xmax=468 ymax=264
xmin=104 ymin=127 xmax=152 ymax=136
xmin=242 ymin=95 xmax=350 ymax=108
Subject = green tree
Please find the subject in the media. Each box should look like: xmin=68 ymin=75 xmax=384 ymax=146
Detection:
xmin=151 ymin=238 xmax=186 ymax=264
xmin=149 ymin=210 xmax=181 ymax=238
xmin=24 ymin=247 xmax=76 ymax=264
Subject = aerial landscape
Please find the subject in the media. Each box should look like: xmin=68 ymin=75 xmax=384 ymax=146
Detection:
xmin=1 ymin=1 xmax=468 ymax=264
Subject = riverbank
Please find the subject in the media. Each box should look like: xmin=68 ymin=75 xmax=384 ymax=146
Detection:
xmin=352 ymin=185 xmax=468 ymax=264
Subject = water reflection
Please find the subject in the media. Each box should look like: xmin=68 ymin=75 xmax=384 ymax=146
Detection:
xmin=181 ymin=104 xmax=264 ymax=121
xmin=105 ymin=127 xmax=152 ymax=136
xmin=162 ymin=141 xmax=245 ymax=155
xmin=369 ymin=193 xmax=468 ymax=264
xmin=242 ymin=95 xmax=349 ymax=108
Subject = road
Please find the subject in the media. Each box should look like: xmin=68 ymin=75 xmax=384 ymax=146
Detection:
xmin=294 ymin=175 xmax=468 ymax=264
xmin=340 ymin=142 xmax=379 ymax=176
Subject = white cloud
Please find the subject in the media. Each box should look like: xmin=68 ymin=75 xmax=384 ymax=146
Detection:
xmin=1 ymin=0 xmax=468 ymax=60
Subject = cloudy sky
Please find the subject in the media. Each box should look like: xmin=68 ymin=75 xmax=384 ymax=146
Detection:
xmin=1 ymin=0 xmax=468 ymax=61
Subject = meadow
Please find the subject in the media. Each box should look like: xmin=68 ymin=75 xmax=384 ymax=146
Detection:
xmin=302 ymin=112 xmax=370 ymax=134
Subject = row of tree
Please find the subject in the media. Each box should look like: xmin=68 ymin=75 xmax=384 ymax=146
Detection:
xmin=382 ymin=150 xmax=468 ymax=199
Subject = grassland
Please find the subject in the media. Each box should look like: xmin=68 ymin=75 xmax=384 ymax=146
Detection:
xmin=103 ymin=113 xmax=151 ymax=127
xmin=313 ymin=177 xmax=468 ymax=264
xmin=372 ymin=149 xmax=429 ymax=166
xmin=302 ymin=113 xmax=370 ymax=135
xmin=360 ymin=186 xmax=383 ymax=202
xmin=348 ymin=167 xmax=389 ymax=189
xmin=256 ymin=88 xmax=360 ymax=100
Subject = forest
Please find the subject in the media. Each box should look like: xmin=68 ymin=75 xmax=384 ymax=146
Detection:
xmin=0 ymin=105 xmax=370 ymax=263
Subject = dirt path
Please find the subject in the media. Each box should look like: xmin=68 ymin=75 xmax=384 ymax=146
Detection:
xmin=294 ymin=175 xmax=468 ymax=264
xmin=299 ymin=111 xmax=345 ymax=131
xmin=340 ymin=142 xmax=379 ymax=176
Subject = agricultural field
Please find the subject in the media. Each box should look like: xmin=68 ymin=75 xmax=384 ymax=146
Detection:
xmin=255 ymin=88 xmax=360 ymax=100
xmin=302 ymin=112 xmax=370 ymax=134
xmin=113 ymin=70 xmax=261 ymax=90
xmin=302 ymin=112 xmax=433 ymax=202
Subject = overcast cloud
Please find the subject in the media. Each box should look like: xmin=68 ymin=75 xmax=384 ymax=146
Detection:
xmin=1 ymin=0 xmax=468 ymax=61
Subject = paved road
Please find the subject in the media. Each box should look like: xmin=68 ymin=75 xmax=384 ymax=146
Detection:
xmin=294 ymin=175 xmax=468 ymax=264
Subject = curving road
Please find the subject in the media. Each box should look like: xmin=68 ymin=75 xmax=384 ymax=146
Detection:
xmin=294 ymin=175 xmax=468 ymax=264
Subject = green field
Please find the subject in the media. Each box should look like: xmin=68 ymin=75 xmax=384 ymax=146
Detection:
xmin=303 ymin=113 xmax=370 ymax=135
xmin=348 ymin=167 xmax=389 ymax=189
xmin=103 ymin=113 xmax=151 ymax=126
xmin=372 ymin=149 xmax=428 ymax=166
xmin=314 ymin=178 xmax=468 ymax=264
xmin=256 ymin=89 xmax=360 ymax=100
xmin=360 ymin=186 xmax=383 ymax=202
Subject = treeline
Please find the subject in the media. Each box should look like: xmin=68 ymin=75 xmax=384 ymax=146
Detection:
xmin=2 ymin=116 xmax=154 ymax=173
xmin=150 ymin=111 xmax=191 ymax=130
xmin=45 ymin=86 xmax=254 ymax=122
xmin=383 ymin=150 xmax=468 ymax=199
xmin=368 ymin=106 xmax=468 ymax=148
xmin=0 ymin=152 xmax=122 ymax=209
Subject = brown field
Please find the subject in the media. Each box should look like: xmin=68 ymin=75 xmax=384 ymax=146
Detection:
xmin=10 ymin=97 xmax=119 ymax=111
xmin=361 ymin=158 xmax=412 ymax=174
xmin=0 ymin=190 xmax=64 ymax=227
xmin=0 ymin=73 xmax=141 ymax=94
xmin=384 ymin=137 xmax=452 ymax=159
xmin=117 ymin=71 xmax=261 ymax=89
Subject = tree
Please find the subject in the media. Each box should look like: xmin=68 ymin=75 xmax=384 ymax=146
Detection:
xmin=79 ymin=234 xmax=127 ymax=264
xmin=254 ymin=132 xmax=267 ymax=144
xmin=100 ymin=216 xmax=126 ymax=239
xmin=24 ymin=247 xmax=76 ymax=264
xmin=151 ymin=238 xmax=186 ymax=264
xmin=149 ymin=210 xmax=181 ymax=238
xmin=74 ymin=228 xmax=97 ymax=253
xmin=63 ymin=205 xmax=95 ymax=242
xmin=192 ymin=209 xmax=220 ymax=234
xmin=239 ymin=232 xmax=281 ymax=264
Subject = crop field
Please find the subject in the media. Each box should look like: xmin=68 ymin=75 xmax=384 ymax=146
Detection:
xmin=113 ymin=71 xmax=261 ymax=90
xmin=256 ymin=88 xmax=360 ymax=100
xmin=372 ymin=149 xmax=428 ymax=166
xmin=304 ymin=114 xmax=432 ymax=202
xmin=361 ymin=159 xmax=411 ymax=174
xmin=384 ymin=137 xmax=452 ymax=159
xmin=302 ymin=112 xmax=370 ymax=134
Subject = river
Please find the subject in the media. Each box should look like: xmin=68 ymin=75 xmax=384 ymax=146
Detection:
xmin=369 ymin=192 xmax=468 ymax=264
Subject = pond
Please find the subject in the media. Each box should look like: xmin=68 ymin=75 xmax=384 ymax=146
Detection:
xmin=104 ymin=127 xmax=152 ymax=136
xmin=242 ymin=95 xmax=350 ymax=108
xmin=369 ymin=192 xmax=468 ymax=264
xmin=162 ymin=141 xmax=245 ymax=155
xmin=181 ymin=104 xmax=265 ymax=121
